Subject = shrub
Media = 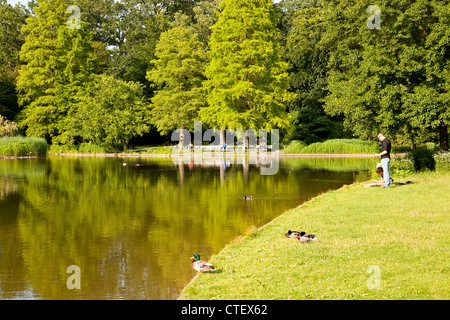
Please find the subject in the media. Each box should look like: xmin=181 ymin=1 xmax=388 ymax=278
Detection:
xmin=434 ymin=152 xmax=450 ymax=172
xmin=389 ymin=157 xmax=415 ymax=178
xmin=0 ymin=136 xmax=48 ymax=157
xmin=282 ymin=140 xmax=307 ymax=154
xmin=78 ymin=143 xmax=106 ymax=154
xmin=145 ymin=147 xmax=173 ymax=154
xmin=0 ymin=115 xmax=19 ymax=137
xmin=300 ymin=139 xmax=379 ymax=154
xmin=48 ymin=144 xmax=79 ymax=154
xmin=407 ymin=147 xmax=436 ymax=172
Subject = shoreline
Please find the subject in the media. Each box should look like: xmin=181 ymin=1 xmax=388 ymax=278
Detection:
xmin=1 ymin=152 xmax=406 ymax=160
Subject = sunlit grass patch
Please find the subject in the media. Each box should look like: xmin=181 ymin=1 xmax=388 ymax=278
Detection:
xmin=180 ymin=172 xmax=450 ymax=300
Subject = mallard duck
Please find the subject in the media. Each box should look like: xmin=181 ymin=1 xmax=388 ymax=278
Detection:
xmin=284 ymin=230 xmax=302 ymax=238
xmin=296 ymin=232 xmax=317 ymax=243
xmin=243 ymin=195 xmax=253 ymax=200
xmin=190 ymin=254 xmax=215 ymax=273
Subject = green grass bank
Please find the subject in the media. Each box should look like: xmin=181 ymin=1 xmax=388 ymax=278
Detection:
xmin=180 ymin=171 xmax=449 ymax=299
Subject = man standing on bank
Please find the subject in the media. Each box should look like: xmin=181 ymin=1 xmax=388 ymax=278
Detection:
xmin=375 ymin=133 xmax=392 ymax=188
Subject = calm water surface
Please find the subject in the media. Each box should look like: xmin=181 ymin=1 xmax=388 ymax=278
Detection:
xmin=0 ymin=156 xmax=375 ymax=299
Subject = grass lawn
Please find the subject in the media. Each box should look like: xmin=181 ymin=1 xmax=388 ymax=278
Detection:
xmin=180 ymin=171 xmax=449 ymax=299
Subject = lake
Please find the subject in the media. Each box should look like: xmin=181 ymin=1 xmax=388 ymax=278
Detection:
xmin=0 ymin=155 xmax=375 ymax=299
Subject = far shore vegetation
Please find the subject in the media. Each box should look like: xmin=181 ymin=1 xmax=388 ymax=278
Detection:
xmin=0 ymin=0 xmax=448 ymax=158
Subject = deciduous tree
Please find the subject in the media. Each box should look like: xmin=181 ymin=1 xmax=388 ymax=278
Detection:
xmin=16 ymin=0 xmax=97 ymax=142
xmin=70 ymin=74 xmax=151 ymax=152
xmin=200 ymin=0 xmax=295 ymax=143
xmin=147 ymin=26 xmax=208 ymax=145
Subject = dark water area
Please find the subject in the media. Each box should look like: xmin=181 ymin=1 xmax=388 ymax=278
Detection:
xmin=0 ymin=156 xmax=375 ymax=299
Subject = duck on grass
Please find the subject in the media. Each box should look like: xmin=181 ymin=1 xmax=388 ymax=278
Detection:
xmin=284 ymin=230 xmax=317 ymax=243
xmin=190 ymin=254 xmax=215 ymax=273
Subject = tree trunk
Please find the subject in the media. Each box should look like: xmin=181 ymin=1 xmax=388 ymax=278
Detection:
xmin=179 ymin=125 xmax=184 ymax=149
xmin=244 ymin=135 xmax=249 ymax=151
xmin=439 ymin=121 xmax=449 ymax=152
xmin=122 ymin=139 xmax=129 ymax=153
xmin=220 ymin=129 xmax=225 ymax=146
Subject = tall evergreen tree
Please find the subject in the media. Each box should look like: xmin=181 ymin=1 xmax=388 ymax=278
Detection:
xmin=16 ymin=0 xmax=97 ymax=142
xmin=147 ymin=26 xmax=208 ymax=141
xmin=200 ymin=0 xmax=295 ymax=138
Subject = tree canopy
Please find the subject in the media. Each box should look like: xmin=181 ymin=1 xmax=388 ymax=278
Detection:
xmin=0 ymin=0 xmax=446 ymax=150
xmin=16 ymin=0 xmax=97 ymax=142
xmin=69 ymin=74 xmax=151 ymax=152
xmin=200 ymin=0 xmax=296 ymax=133
xmin=320 ymin=0 xmax=449 ymax=149
xmin=147 ymin=26 xmax=208 ymax=136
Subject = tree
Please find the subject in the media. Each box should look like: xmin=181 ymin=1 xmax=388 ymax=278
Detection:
xmin=283 ymin=2 xmax=346 ymax=144
xmin=146 ymin=26 xmax=208 ymax=145
xmin=0 ymin=0 xmax=28 ymax=120
xmin=200 ymin=0 xmax=295 ymax=146
xmin=70 ymin=74 xmax=151 ymax=152
xmin=321 ymin=0 xmax=449 ymax=149
xmin=16 ymin=0 xmax=97 ymax=142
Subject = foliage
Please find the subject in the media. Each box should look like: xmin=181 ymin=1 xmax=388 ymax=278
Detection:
xmin=0 ymin=0 xmax=27 ymax=67
xmin=299 ymin=139 xmax=379 ymax=154
xmin=142 ymin=147 xmax=173 ymax=155
xmin=48 ymin=144 xmax=78 ymax=154
xmin=0 ymin=114 xmax=19 ymax=137
xmin=282 ymin=140 xmax=307 ymax=154
xmin=0 ymin=0 xmax=28 ymax=120
xmin=320 ymin=0 xmax=449 ymax=150
xmin=78 ymin=142 xmax=107 ymax=154
xmin=406 ymin=147 xmax=436 ymax=172
xmin=69 ymin=74 xmax=151 ymax=152
xmin=283 ymin=2 xmax=346 ymax=144
xmin=434 ymin=152 xmax=450 ymax=172
xmin=3 ymin=0 xmax=448 ymax=150
xmin=16 ymin=0 xmax=98 ymax=142
xmin=0 ymin=136 xmax=47 ymax=156
xmin=49 ymin=142 xmax=107 ymax=154
xmin=147 ymin=26 xmax=208 ymax=135
xmin=389 ymin=157 xmax=415 ymax=178
xmin=200 ymin=0 xmax=296 ymax=132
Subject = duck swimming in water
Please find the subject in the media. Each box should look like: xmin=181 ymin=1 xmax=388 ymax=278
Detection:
xmin=243 ymin=195 xmax=253 ymax=200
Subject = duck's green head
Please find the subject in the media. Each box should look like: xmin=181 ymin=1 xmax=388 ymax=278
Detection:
xmin=191 ymin=254 xmax=200 ymax=260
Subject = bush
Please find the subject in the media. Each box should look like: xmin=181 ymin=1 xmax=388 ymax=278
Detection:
xmin=389 ymin=157 xmax=415 ymax=178
xmin=434 ymin=152 xmax=450 ymax=172
xmin=300 ymin=139 xmax=379 ymax=154
xmin=49 ymin=143 xmax=108 ymax=154
xmin=282 ymin=140 xmax=307 ymax=154
xmin=48 ymin=144 xmax=79 ymax=154
xmin=78 ymin=143 xmax=107 ymax=154
xmin=145 ymin=147 xmax=173 ymax=154
xmin=0 ymin=136 xmax=48 ymax=157
xmin=0 ymin=115 xmax=19 ymax=137
xmin=407 ymin=147 xmax=436 ymax=172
